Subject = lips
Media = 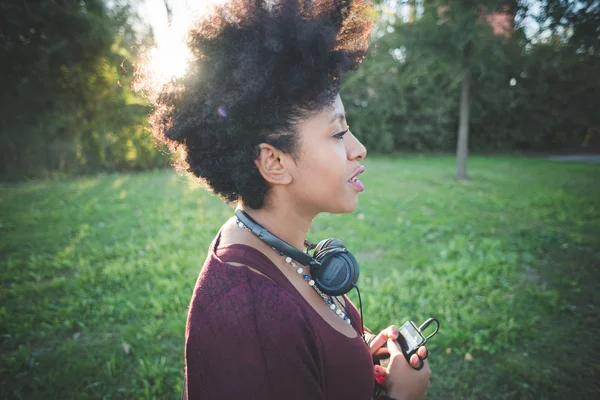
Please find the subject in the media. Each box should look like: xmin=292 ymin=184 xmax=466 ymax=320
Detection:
xmin=348 ymin=166 xmax=365 ymax=181
xmin=348 ymin=166 xmax=365 ymax=192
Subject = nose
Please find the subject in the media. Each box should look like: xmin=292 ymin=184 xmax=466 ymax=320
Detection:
xmin=347 ymin=129 xmax=367 ymax=161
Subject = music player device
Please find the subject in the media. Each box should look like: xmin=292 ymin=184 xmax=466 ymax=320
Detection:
xmin=375 ymin=318 xmax=439 ymax=368
xmin=397 ymin=318 xmax=439 ymax=363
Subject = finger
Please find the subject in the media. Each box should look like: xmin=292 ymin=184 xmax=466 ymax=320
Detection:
xmin=373 ymin=365 xmax=388 ymax=386
xmin=372 ymin=346 xmax=391 ymax=359
xmin=410 ymin=353 xmax=423 ymax=370
xmin=419 ymin=357 xmax=430 ymax=373
xmin=417 ymin=345 xmax=428 ymax=360
xmin=386 ymin=338 xmax=403 ymax=358
xmin=373 ymin=365 xmax=388 ymax=377
xmin=368 ymin=326 xmax=399 ymax=354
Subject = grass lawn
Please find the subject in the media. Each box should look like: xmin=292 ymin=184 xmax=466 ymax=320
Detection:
xmin=1 ymin=155 xmax=599 ymax=399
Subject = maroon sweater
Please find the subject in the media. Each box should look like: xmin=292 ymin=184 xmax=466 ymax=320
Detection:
xmin=184 ymin=228 xmax=374 ymax=399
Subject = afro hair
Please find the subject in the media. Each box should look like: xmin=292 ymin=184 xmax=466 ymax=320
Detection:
xmin=135 ymin=0 xmax=373 ymax=209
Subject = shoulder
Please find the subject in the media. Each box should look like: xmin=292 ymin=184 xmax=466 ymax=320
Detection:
xmin=187 ymin=258 xmax=318 ymax=340
xmin=186 ymin=262 xmax=325 ymax=370
xmin=185 ymin=267 xmax=328 ymax=399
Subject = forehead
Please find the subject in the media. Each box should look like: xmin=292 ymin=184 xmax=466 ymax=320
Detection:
xmin=312 ymin=95 xmax=345 ymax=128
xmin=325 ymin=94 xmax=345 ymax=117
xmin=300 ymin=95 xmax=345 ymax=129
xmin=296 ymin=94 xmax=346 ymax=135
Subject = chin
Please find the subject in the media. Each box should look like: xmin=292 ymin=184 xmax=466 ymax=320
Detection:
xmin=328 ymin=197 xmax=359 ymax=215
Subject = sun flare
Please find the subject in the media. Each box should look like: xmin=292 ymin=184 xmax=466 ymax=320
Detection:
xmin=145 ymin=0 xmax=228 ymax=82
xmin=148 ymin=38 xmax=191 ymax=81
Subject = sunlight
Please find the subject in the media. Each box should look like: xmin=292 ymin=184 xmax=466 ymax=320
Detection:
xmin=144 ymin=0 xmax=228 ymax=82
xmin=146 ymin=2 xmax=191 ymax=82
xmin=148 ymin=36 xmax=190 ymax=80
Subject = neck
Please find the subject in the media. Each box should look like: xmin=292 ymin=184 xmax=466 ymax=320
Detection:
xmin=237 ymin=203 xmax=315 ymax=252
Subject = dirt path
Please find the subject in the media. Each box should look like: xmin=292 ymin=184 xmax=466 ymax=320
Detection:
xmin=544 ymin=154 xmax=600 ymax=164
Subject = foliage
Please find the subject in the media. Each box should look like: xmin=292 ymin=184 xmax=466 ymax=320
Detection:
xmin=1 ymin=156 xmax=599 ymax=399
xmin=342 ymin=27 xmax=460 ymax=152
xmin=539 ymin=0 xmax=600 ymax=55
xmin=342 ymin=0 xmax=600 ymax=152
xmin=511 ymin=0 xmax=600 ymax=151
xmin=0 ymin=0 xmax=166 ymax=180
xmin=343 ymin=0 xmax=518 ymax=152
xmin=503 ymin=43 xmax=600 ymax=150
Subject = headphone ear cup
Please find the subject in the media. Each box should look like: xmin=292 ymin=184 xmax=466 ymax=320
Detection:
xmin=313 ymin=250 xmax=359 ymax=296
xmin=311 ymin=238 xmax=359 ymax=296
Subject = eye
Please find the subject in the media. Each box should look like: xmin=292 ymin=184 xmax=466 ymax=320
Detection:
xmin=333 ymin=127 xmax=350 ymax=140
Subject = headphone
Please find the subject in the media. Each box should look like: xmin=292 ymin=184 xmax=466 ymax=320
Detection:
xmin=235 ymin=210 xmax=360 ymax=296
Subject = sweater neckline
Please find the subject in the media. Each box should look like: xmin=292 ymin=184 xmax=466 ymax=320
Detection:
xmin=211 ymin=226 xmax=363 ymax=341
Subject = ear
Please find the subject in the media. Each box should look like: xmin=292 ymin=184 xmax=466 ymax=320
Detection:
xmin=254 ymin=143 xmax=293 ymax=185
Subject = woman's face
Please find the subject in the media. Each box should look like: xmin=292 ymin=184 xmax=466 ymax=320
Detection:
xmin=289 ymin=94 xmax=367 ymax=215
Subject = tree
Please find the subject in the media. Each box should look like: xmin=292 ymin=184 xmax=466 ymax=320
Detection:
xmin=512 ymin=0 xmax=600 ymax=151
xmin=343 ymin=0 xmax=519 ymax=166
xmin=429 ymin=1 xmax=516 ymax=179
xmin=0 ymin=0 xmax=159 ymax=179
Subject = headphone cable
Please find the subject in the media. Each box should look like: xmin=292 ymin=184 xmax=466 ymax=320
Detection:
xmin=335 ymin=284 xmax=367 ymax=346
xmin=353 ymin=283 xmax=366 ymax=338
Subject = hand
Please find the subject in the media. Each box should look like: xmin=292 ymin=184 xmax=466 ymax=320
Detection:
xmin=368 ymin=325 xmax=399 ymax=359
xmin=368 ymin=325 xmax=426 ymax=369
xmin=378 ymin=339 xmax=431 ymax=400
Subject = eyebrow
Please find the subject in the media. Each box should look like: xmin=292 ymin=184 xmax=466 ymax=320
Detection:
xmin=329 ymin=112 xmax=346 ymax=123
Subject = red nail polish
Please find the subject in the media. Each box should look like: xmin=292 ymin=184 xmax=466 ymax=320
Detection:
xmin=374 ymin=365 xmax=382 ymax=373
xmin=375 ymin=376 xmax=385 ymax=384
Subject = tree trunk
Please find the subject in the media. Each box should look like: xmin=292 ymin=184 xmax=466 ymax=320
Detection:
xmin=163 ymin=0 xmax=172 ymax=26
xmin=408 ymin=0 xmax=416 ymax=22
xmin=456 ymin=62 xmax=471 ymax=180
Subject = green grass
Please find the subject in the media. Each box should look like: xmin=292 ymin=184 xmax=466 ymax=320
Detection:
xmin=1 ymin=155 xmax=599 ymax=399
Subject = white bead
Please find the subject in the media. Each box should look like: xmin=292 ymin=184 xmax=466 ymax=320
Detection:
xmin=269 ymin=244 xmax=352 ymax=321
xmin=238 ymin=222 xmax=244 ymax=228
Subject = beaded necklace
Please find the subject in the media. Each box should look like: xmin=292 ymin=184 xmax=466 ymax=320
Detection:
xmin=235 ymin=218 xmax=351 ymax=324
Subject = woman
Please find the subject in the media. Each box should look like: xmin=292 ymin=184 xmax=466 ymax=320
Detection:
xmin=137 ymin=1 xmax=431 ymax=399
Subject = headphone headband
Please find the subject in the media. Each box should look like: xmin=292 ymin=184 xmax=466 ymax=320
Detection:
xmin=235 ymin=210 xmax=317 ymax=267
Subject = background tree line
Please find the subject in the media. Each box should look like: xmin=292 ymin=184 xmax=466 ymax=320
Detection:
xmin=0 ymin=0 xmax=164 ymax=181
xmin=1 ymin=0 xmax=599 ymax=181
xmin=344 ymin=0 xmax=600 ymax=158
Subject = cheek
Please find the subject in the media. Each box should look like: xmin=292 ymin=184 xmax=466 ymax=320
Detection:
xmin=318 ymin=148 xmax=347 ymax=190
xmin=296 ymin=142 xmax=346 ymax=190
